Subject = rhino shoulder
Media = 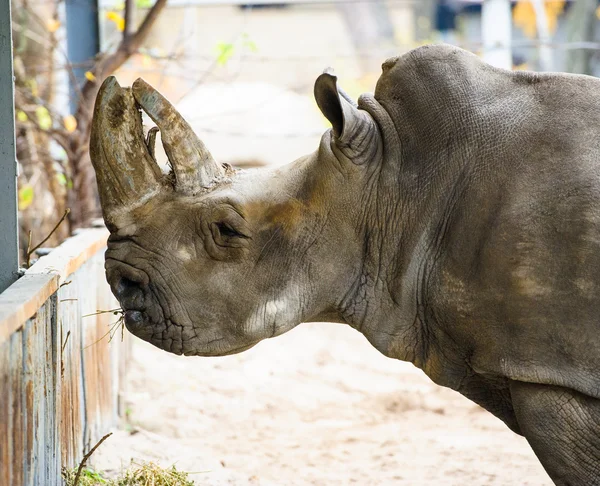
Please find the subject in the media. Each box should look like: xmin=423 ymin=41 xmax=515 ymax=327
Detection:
xmin=374 ymin=44 xmax=499 ymax=100
xmin=375 ymin=44 xmax=600 ymax=110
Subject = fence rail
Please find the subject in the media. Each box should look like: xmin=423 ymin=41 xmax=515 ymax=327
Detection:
xmin=0 ymin=227 xmax=129 ymax=486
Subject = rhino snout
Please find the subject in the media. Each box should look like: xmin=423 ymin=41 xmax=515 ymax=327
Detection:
xmin=110 ymin=274 xmax=150 ymax=334
xmin=114 ymin=277 xmax=146 ymax=310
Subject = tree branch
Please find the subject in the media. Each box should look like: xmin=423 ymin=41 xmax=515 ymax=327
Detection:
xmin=74 ymin=0 xmax=168 ymax=131
xmin=73 ymin=432 xmax=112 ymax=486
xmin=14 ymin=88 xmax=75 ymax=156
xmin=26 ymin=208 xmax=70 ymax=267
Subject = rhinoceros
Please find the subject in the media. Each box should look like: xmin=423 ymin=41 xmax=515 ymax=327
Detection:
xmin=89 ymin=44 xmax=600 ymax=485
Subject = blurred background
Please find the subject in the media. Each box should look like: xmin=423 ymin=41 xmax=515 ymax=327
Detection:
xmin=12 ymin=0 xmax=599 ymax=257
xmin=7 ymin=1 xmax=596 ymax=483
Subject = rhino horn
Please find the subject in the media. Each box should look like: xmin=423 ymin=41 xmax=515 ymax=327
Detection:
xmin=90 ymin=76 xmax=163 ymax=230
xmin=132 ymin=78 xmax=224 ymax=193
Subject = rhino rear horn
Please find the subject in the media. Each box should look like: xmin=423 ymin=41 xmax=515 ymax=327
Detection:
xmin=314 ymin=73 xmax=380 ymax=164
xmin=132 ymin=78 xmax=224 ymax=194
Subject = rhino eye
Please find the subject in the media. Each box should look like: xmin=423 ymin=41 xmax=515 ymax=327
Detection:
xmin=215 ymin=222 xmax=244 ymax=239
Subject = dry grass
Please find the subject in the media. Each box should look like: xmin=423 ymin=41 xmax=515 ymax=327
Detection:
xmin=82 ymin=309 xmax=125 ymax=349
xmin=61 ymin=425 xmax=197 ymax=485
xmin=113 ymin=461 xmax=197 ymax=486
xmin=61 ymin=461 xmax=196 ymax=486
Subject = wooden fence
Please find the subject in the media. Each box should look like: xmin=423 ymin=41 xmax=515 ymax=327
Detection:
xmin=0 ymin=227 xmax=129 ymax=485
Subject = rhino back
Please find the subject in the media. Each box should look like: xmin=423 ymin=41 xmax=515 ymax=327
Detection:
xmin=374 ymin=45 xmax=600 ymax=401
xmin=375 ymin=44 xmax=600 ymax=173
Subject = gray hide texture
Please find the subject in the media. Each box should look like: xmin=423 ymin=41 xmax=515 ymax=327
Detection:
xmin=91 ymin=45 xmax=600 ymax=485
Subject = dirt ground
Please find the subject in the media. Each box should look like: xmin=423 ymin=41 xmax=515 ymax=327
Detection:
xmin=94 ymin=322 xmax=551 ymax=485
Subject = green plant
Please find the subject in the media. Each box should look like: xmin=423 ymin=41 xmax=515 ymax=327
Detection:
xmin=61 ymin=467 xmax=109 ymax=486
xmin=61 ymin=461 xmax=198 ymax=486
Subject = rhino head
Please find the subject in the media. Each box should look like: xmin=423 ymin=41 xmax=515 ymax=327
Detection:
xmin=90 ymin=74 xmax=389 ymax=357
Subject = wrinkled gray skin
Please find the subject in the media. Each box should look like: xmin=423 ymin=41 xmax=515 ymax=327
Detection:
xmin=91 ymin=45 xmax=600 ymax=485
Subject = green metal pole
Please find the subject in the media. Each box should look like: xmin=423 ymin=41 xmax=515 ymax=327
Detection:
xmin=0 ymin=0 xmax=19 ymax=293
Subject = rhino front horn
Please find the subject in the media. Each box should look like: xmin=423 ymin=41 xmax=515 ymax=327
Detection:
xmin=90 ymin=76 xmax=163 ymax=230
xmin=132 ymin=78 xmax=224 ymax=194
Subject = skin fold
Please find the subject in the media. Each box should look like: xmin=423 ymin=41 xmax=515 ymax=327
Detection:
xmin=90 ymin=44 xmax=600 ymax=485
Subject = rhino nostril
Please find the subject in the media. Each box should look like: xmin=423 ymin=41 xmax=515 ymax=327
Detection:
xmin=116 ymin=277 xmax=145 ymax=310
xmin=117 ymin=277 xmax=138 ymax=294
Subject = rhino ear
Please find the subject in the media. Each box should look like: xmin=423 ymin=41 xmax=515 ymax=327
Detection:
xmin=314 ymin=72 xmax=379 ymax=164
xmin=314 ymin=72 xmax=357 ymax=139
xmin=314 ymin=72 xmax=346 ymax=137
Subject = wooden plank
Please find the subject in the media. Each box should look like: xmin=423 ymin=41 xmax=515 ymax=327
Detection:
xmin=57 ymin=271 xmax=86 ymax=469
xmin=49 ymin=296 xmax=60 ymax=481
xmin=27 ymin=228 xmax=108 ymax=283
xmin=19 ymin=299 xmax=59 ymax=486
xmin=9 ymin=331 xmax=24 ymax=486
xmin=21 ymin=303 xmax=57 ymax=485
xmin=0 ymin=274 xmax=59 ymax=344
xmin=84 ymin=253 xmax=121 ymax=451
xmin=1 ymin=228 xmax=108 ymax=344
xmin=79 ymin=257 xmax=101 ymax=450
xmin=98 ymin=251 xmax=124 ymax=421
xmin=43 ymin=296 xmax=59 ymax=483
xmin=0 ymin=338 xmax=11 ymax=485
xmin=21 ymin=316 xmax=36 ymax=486
xmin=32 ymin=307 xmax=47 ymax=485
xmin=0 ymin=0 xmax=19 ymax=294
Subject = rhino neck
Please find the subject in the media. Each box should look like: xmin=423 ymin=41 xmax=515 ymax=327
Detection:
xmin=321 ymin=96 xmax=418 ymax=363
xmin=335 ymin=86 xmax=482 ymax=367
xmin=349 ymin=46 xmax=533 ymax=366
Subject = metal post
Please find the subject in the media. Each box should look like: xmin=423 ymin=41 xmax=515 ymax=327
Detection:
xmin=482 ymin=0 xmax=512 ymax=69
xmin=65 ymin=0 xmax=100 ymax=114
xmin=0 ymin=0 xmax=19 ymax=293
xmin=530 ymin=0 xmax=553 ymax=71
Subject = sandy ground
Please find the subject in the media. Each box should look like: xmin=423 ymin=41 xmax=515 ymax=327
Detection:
xmin=94 ymin=323 xmax=552 ymax=486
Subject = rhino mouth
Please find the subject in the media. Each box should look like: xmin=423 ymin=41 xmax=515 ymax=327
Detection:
xmin=123 ymin=308 xmax=258 ymax=357
xmin=121 ymin=302 xmax=188 ymax=355
xmin=123 ymin=309 xmax=168 ymax=348
xmin=123 ymin=309 xmax=145 ymax=332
